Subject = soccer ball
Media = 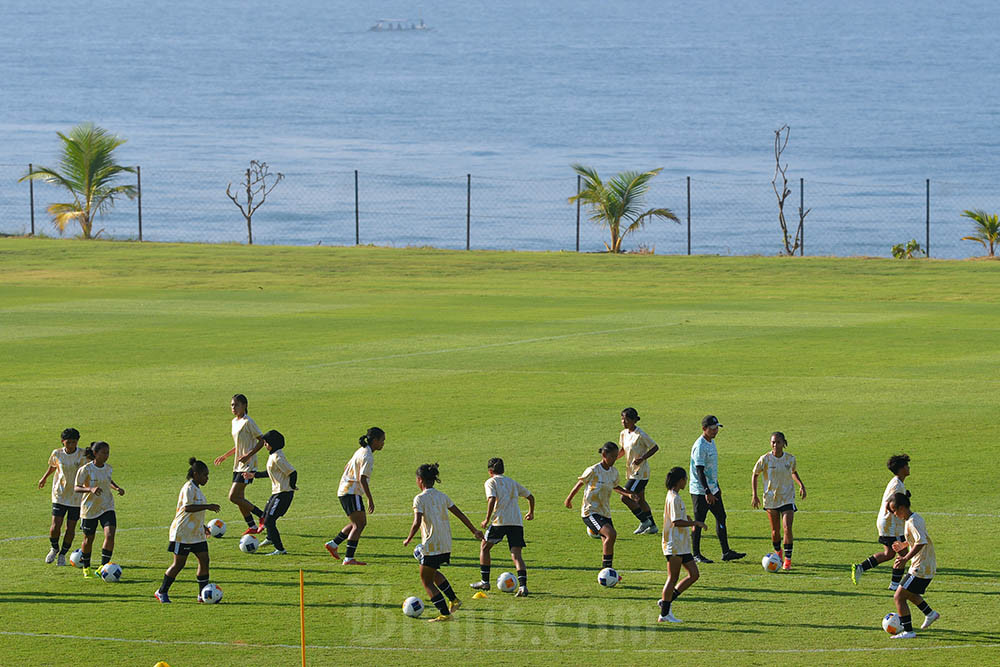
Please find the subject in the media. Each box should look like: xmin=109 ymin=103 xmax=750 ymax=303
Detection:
xmin=762 ymin=553 xmax=782 ymax=572
xmin=207 ymin=518 xmax=226 ymax=538
xmin=413 ymin=543 xmax=425 ymax=562
xmin=99 ymin=563 xmax=123 ymax=582
xmin=239 ymin=534 xmax=259 ymax=553
xmin=68 ymin=549 xmax=83 ymax=568
xmin=200 ymin=583 xmax=224 ymax=604
xmin=598 ymin=567 xmax=619 ymax=587
xmin=402 ymin=596 xmax=424 ymax=618
xmin=587 ymin=527 xmax=601 ymax=539
xmin=882 ymin=612 xmax=903 ymax=634
xmin=496 ymin=572 xmax=517 ymax=593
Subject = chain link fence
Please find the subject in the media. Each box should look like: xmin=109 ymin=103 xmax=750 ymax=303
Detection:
xmin=0 ymin=163 xmax=994 ymax=258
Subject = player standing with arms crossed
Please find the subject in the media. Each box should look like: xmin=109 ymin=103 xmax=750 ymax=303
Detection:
xmin=750 ymin=431 xmax=806 ymax=569
xmin=689 ymin=416 xmax=745 ymax=563
xmin=38 ymin=427 xmax=85 ymax=565
xmin=618 ymin=407 xmax=660 ymax=535
xmin=470 ymin=457 xmax=535 ymax=596
xmin=852 ymin=454 xmax=911 ymax=589
xmin=214 ymin=394 xmax=267 ymax=536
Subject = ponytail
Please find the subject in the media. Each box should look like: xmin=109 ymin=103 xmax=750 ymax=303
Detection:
xmin=360 ymin=426 xmax=385 ymax=448
xmin=187 ymin=457 xmax=208 ymax=480
xmin=416 ymin=462 xmax=440 ymax=487
xmin=665 ymin=466 xmax=687 ymax=490
xmin=84 ymin=441 xmax=109 ymax=461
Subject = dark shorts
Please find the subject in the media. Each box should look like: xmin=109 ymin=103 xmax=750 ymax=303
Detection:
xmin=766 ymin=503 xmax=797 ymax=514
xmin=232 ymin=471 xmax=253 ymax=485
xmin=583 ymin=514 xmax=613 ymax=533
xmin=900 ymin=573 xmax=932 ymax=595
xmin=263 ymin=491 xmax=294 ymax=522
xmin=339 ymin=494 xmax=364 ymax=516
xmin=419 ymin=552 xmax=451 ymax=570
xmin=878 ymin=535 xmax=906 ymax=547
xmin=665 ymin=553 xmax=695 ymax=564
xmin=80 ymin=510 xmax=116 ymax=535
xmin=52 ymin=503 xmax=80 ymax=521
xmin=624 ymin=478 xmax=648 ymax=494
xmin=167 ymin=540 xmax=209 ymax=555
xmin=692 ymin=489 xmax=727 ymax=525
xmin=484 ymin=525 xmax=526 ymax=548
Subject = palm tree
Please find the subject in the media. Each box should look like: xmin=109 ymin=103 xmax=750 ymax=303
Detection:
xmin=960 ymin=209 xmax=1000 ymax=257
xmin=19 ymin=123 xmax=136 ymax=239
xmin=569 ymin=164 xmax=679 ymax=253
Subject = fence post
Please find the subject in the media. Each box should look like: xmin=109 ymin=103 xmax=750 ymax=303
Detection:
xmin=926 ymin=179 xmax=930 ymax=258
xmin=28 ymin=163 xmax=35 ymax=236
xmin=354 ymin=170 xmax=359 ymax=245
xmin=686 ymin=176 xmax=691 ymax=255
xmin=576 ymin=174 xmax=581 ymax=252
xmin=136 ymin=165 xmax=142 ymax=242
xmin=466 ymin=174 xmax=471 ymax=251
xmin=799 ymin=177 xmax=805 ymax=256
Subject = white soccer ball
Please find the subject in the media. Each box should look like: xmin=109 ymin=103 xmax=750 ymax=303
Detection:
xmin=239 ymin=534 xmax=259 ymax=553
xmin=99 ymin=562 xmax=123 ymax=582
xmin=402 ymin=596 xmax=425 ymax=618
xmin=597 ymin=567 xmax=619 ymax=587
xmin=496 ymin=571 xmax=517 ymax=593
xmin=587 ymin=526 xmax=601 ymax=539
xmin=413 ymin=543 xmax=425 ymax=562
xmin=207 ymin=518 xmax=226 ymax=538
xmin=68 ymin=548 xmax=83 ymax=568
xmin=200 ymin=583 xmax=224 ymax=604
xmin=762 ymin=553 xmax=782 ymax=572
xmin=882 ymin=612 xmax=903 ymax=635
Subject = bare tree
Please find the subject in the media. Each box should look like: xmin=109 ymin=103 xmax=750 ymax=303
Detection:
xmin=226 ymin=160 xmax=284 ymax=244
xmin=772 ymin=125 xmax=810 ymax=255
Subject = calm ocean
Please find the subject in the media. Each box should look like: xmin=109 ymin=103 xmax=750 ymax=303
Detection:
xmin=0 ymin=0 xmax=997 ymax=256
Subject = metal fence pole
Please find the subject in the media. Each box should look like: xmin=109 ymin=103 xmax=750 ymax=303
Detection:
xmin=136 ymin=165 xmax=142 ymax=242
xmin=28 ymin=163 xmax=35 ymax=235
xmin=576 ymin=174 xmax=581 ymax=252
xmin=799 ymin=177 xmax=805 ymax=256
xmin=354 ymin=170 xmax=359 ymax=245
xmin=926 ymin=179 xmax=930 ymax=258
xmin=686 ymin=176 xmax=691 ymax=255
xmin=466 ymin=174 xmax=471 ymax=251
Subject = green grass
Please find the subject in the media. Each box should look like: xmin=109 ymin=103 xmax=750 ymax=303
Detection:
xmin=1 ymin=238 xmax=999 ymax=666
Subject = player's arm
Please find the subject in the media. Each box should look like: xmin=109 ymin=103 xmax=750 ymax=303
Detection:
xmin=185 ymin=503 xmax=221 ymax=513
xmin=360 ymin=475 xmax=374 ymax=514
xmin=613 ymin=485 xmax=639 ymax=502
xmin=615 ymin=447 xmax=626 ymax=460
xmin=449 ymin=504 xmax=485 ymax=541
xmin=673 ymin=517 xmax=706 ymax=529
xmin=403 ymin=512 xmax=422 ymax=545
xmin=637 ymin=444 xmax=659 ymax=463
xmin=74 ymin=472 xmax=94 ymax=495
xmin=110 ymin=478 xmax=125 ymax=496
xmin=238 ymin=436 xmax=266 ymax=464
xmin=38 ymin=465 xmax=57 ymax=489
xmin=750 ymin=471 xmax=761 ymax=508
xmin=792 ymin=471 xmax=806 ymax=498
xmin=564 ymin=480 xmax=584 ymax=507
xmin=524 ymin=494 xmax=535 ymax=521
xmin=214 ymin=447 xmax=236 ymax=466
xmin=893 ymin=541 xmax=923 ymax=567
xmin=696 ymin=465 xmax=715 ymax=502
xmin=481 ymin=496 xmax=497 ymax=529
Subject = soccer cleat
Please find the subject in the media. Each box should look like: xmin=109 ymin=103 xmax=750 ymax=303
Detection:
xmin=342 ymin=558 xmax=367 ymax=566
xmin=57 ymin=553 xmax=66 ymax=567
xmin=888 ymin=581 xmax=900 ymax=591
xmin=693 ymin=554 xmax=713 ymax=564
xmin=633 ymin=522 xmax=649 ymax=535
xmin=657 ymin=612 xmax=682 ymax=623
xmin=449 ymin=599 xmax=462 ymax=613
xmin=921 ymin=610 xmax=940 ymax=629
xmin=154 ymin=590 xmax=171 ymax=604
xmin=782 ymin=558 xmax=792 ymax=571
xmin=852 ymin=563 xmax=864 ymax=585
xmin=890 ymin=631 xmax=916 ymax=639
xmin=515 ymin=586 xmax=529 ymax=597
xmin=721 ymin=550 xmax=746 ymax=561
xmin=259 ymin=538 xmax=272 ymax=548
xmin=324 ymin=541 xmax=341 ymax=560
xmin=82 ymin=567 xmax=97 ymax=579
xmin=241 ymin=525 xmax=263 ymax=536
xmin=643 ymin=524 xmax=659 ymax=535
xmin=45 ymin=547 xmax=58 ymax=564
xmin=427 ymin=614 xmax=452 ymax=623
xmin=265 ymin=549 xmax=287 ymax=556
xmin=470 ymin=580 xmax=490 ymax=591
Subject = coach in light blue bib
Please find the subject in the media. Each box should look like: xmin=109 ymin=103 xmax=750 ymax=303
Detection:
xmin=689 ymin=429 xmax=719 ymax=497
xmin=688 ymin=415 xmax=745 ymax=564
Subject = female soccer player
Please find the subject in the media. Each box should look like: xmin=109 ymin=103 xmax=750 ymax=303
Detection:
xmin=617 ymin=407 xmax=660 ymax=535
xmin=887 ymin=492 xmax=939 ymax=638
xmin=38 ymin=427 xmax=85 ymax=565
xmin=404 ymin=463 xmax=484 ymax=622
xmin=852 ymin=453 xmax=911 ymax=589
xmin=73 ymin=441 xmax=125 ymax=578
xmin=155 ymin=458 xmax=221 ymax=603
xmin=214 ymin=394 xmax=267 ymax=535
xmin=243 ymin=430 xmax=298 ymax=556
xmin=750 ymin=431 xmax=806 ymax=569
xmin=325 ymin=427 xmax=384 ymax=565
xmin=565 ymin=442 xmax=638 ymax=571
xmin=470 ymin=457 xmax=535 ymax=596
xmin=659 ymin=466 xmax=705 ymax=623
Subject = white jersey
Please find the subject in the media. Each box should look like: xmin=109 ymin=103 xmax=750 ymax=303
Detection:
xmin=169 ymin=480 xmax=207 ymax=544
xmin=619 ymin=427 xmax=656 ymax=481
xmin=75 ymin=462 xmax=115 ymax=519
xmin=877 ymin=476 xmax=907 ymax=537
xmin=413 ymin=488 xmax=453 ymax=556
xmin=578 ymin=463 xmax=619 ymax=518
xmin=338 ymin=446 xmax=373 ymax=496
xmin=267 ymin=449 xmax=296 ymax=494
xmin=48 ymin=447 xmax=86 ymax=506
xmin=231 ymin=415 xmax=264 ymax=473
xmin=753 ymin=451 xmax=797 ymax=509
xmin=662 ymin=490 xmax=693 ymax=556
xmin=485 ymin=475 xmax=531 ymax=526
xmin=904 ymin=512 xmax=936 ymax=579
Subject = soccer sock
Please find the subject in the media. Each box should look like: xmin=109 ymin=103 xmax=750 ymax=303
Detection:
xmin=439 ymin=578 xmax=456 ymax=602
xmin=772 ymin=540 xmax=781 ymax=554
xmin=861 ymin=556 xmax=879 ymax=571
xmin=81 ymin=554 xmax=91 ymax=568
xmin=50 ymin=537 xmax=59 ymax=550
xmin=480 ymin=565 xmax=490 ymax=583
xmin=717 ymin=523 xmax=731 ymax=553
xmin=101 ymin=549 xmax=113 ymax=566
xmin=197 ymin=574 xmax=209 ymax=598
xmin=692 ymin=527 xmax=702 ymax=555
xmin=517 ymin=569 xmax=527 ymax=587
xmin=268 ymin=522 xmax=284 ymax=551
xmin=159 ymin=574 xmax=175 ymax=594
xmin=245 ymin=513 xmax=257 ymax=529
xmin=345 ymin=540 xmax=359 ymax=559
xmin=658 ymin=598 xmax=671 ymax=616
xmin=891 ymin=568 xmax=905 ymax=583
xmin=783 ymin=543 xmax=793 ymax=560
xmin=900 ymin=614 xmax=913 ymax=632
xmin=60 ymin=541 xmax=72 ymax=555
xmin=916 ymin=600 xmax=933 ymax=615
xmin=251 ymin=505 xmax=264 ymax=519
xmin=602 ymin=553 xmax=613 ymax=569
xmin=430 ymin=593 xmax=449 ymax=616
xmin=672 ymin=589 xmax=681 ymax=601
xmin=642 ymin=511 xmax=655 ymax=525
xmin=630 ymin=506 xmax=645 ymax=520
xmin=332 ymin=531 xmax=349 ymax=546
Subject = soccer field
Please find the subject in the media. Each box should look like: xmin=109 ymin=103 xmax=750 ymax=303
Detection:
xmin=1 ymin=238 xmax=998 ymax=666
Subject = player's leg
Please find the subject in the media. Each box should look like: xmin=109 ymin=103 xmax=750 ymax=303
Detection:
xmin=691 ymin=494 xmax=711 ymax=562
xmin=780 ymin=509 xmax=794 ymax=568
xmin=712 ymin=492 xmax=744 ymax=560
xmin=60 ymin=514 xmax=78 ymax=564
xmin=157 ymin=549 xmax=188 ymax=602
xmin=637 ymin=483 xmax=657 ymax=533
xmin=676 ymin=558 xmax=700 ymax=595
xmin=622 ymin=479 xmax=645 ymax=532
xmin=510 ymin=544 xmax=528 ymax=596
xmin=46 ymin=510 xmax=64 ymax=563
xmin=433 ymin=567 xmax=460 ymax=612
xmin=79 ymin=517 xmax=96 ymax=576
xmin=766 ymin=509 xmax=781 ymax=555
xmin=342 ymin=508 xmax=367 ymax=564
xmin=854 ymin=539 xmax=895 ymax=584
xmin=194 ymin=548 xmax=211 ymax=599
xmin=326 ymin=495 xmax=362 ymax=559
xmin=99 ymin=514 xmax=117 ymax=566
xmin=420 ymin=563 xmax=450 ymax=619
xmin=659 ymin=554 xmax=682 ymax=621
xmin=472 ymin=535 xmax=495 ymax=590
xmin=599 ymin=521 xmax=617 ymax=569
